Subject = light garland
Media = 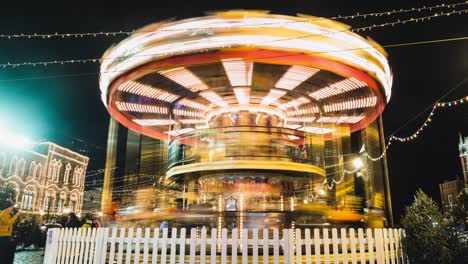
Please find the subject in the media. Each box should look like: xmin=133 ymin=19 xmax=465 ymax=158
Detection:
xmin=1 ymin=8 xmax=467 ymax=69
xmin=0 ymin=2 xmax=465 ymax=40
xmin=325 ymin=168 xmax=368 ymax=189
xmin=366 ymin=95 xmax=467 ymax=161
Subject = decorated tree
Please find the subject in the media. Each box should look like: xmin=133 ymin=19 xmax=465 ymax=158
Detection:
xmin=0 ymin=184 xmax=16 ymax=209
xmin=401 ymin=189 xmax=452 ymax=264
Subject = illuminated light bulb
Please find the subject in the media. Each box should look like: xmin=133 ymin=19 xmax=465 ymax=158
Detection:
xmin=222 ymin=58 xmax=253 ymax=86
xmin=309 ymin=77 xmax=367 ymax=100
xmin=353 ymin=158 xmax=364 ymax=169
xmin=132 ymin=119 xmax=176 ymax=126
xmin=173 ymin=109 xmax=204 ymax=118
xmin=177 ymin=98 xmax=210 ymax=110
xmin=260 ymin=89 xmax=287 ymax=105
xmin=115 ymin=101 xmax=168 ymax=114
xmin=323 ymin=96 xmax=377 ymax=112
xmin=118 ymin=81 xmax=179 ymax=102
xmin=159 ymin=67 xmax=209 ymax=92
xmin=199 ymin=91 xmax=228 ymax=107
xmin=275 ymin=65 xmax=319 ymax=90
xmin=277 ymin=97 xmax=310 ymax=110
xmin=233 ymin=87 xmax=250 ymax=105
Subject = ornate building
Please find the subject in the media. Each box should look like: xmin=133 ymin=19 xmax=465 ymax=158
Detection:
xmin=459 ymin=133 xmax=468 ymax=183
xmin=0 ymin=142 xmax=89 ymax=215
xmin=439 ymin=133 xmax=467 ymax=214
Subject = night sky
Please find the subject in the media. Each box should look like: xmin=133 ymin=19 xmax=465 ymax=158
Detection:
xmin=0 ymin=2 xmax=467 ymax=224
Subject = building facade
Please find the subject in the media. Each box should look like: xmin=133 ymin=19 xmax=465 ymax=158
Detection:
xmin=0 ymin=142 xmax=89 ymax=216
xmin=438 ymin=134 xmax=467 ymax=215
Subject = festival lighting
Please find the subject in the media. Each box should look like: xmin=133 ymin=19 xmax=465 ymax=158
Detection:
xmin=222 ymin=59 xmax=253 ymax=87
xmin=233 ymin=87 xmax=251 ymax=105
xmin=178 ymin=119 xmax=206 ymax=124
xmin=199 ymin=91 xmax=228 ymax=107
xmin=309 ymin=78 xmax=367 ymax=100
xmin=316 ymin=115 xmax=365 ymax=123
xmin=287 ymin=117 xmax=316 ymax=123
xmin=118 ymin=81 xmax=179 ymax=102
xmin=205 ymin=105 xmax=286 ymax=122
xmin=115 ymin=101 xmax=168 ymax=114
xmin=278 ymin=97 xmax=310 ymax=110
xmin=158 ymin=67 xmax=209 ymax=92
xmin=298 ymin=127 xmax=335 ymax=134
xmin=275 ymin=65 xmax=320 ymax=90
xmin=132 ymin=119 xmax=175 ymax=126
xmin=260 ymin=89 xmax=287 ymax=105
xmin=177 ymin=98 xmax=210 ymax=111
xmin=287 ymin=106 xmax=320 ymax=116
xmin=173 ymin=109 xmax=205 ymax=118
xmin=323 ymin=96 xmax=378 ymax=112
xmin=353 ymin=158 xmax=364 ymax=169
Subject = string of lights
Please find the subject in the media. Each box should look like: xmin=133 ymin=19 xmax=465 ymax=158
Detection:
xmin=366 ymin=95 xmax=467 ymax=161
xmin=1 ymin=7 xmax=467 ymax=69
xmin=0 ymin=2 xmax=465 ymax=40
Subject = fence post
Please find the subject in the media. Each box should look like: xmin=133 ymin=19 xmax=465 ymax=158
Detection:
xmin=375 ymin=229 xmax=384 ymax=264
xmin=44 ymin=228 xmax=59 ymax=263
xmin=93 ymin=228 xmax=106 ymax=264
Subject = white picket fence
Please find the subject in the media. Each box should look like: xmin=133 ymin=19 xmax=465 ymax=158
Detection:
xmin=43 ymin=227 xmax=407 ymax=264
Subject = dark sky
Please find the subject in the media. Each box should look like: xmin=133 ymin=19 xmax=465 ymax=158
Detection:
xmin=0 ymin=2 xmax=467 ymax=223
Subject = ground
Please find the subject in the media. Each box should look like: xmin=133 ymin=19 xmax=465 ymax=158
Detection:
xmin=14 ymin=250 xmax=44 ymax=264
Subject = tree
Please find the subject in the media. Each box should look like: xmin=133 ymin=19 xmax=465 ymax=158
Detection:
xmin=401 ymin=189 xmax=453 ymax=264
xmin=0 ymin=184 xmax=16 ymax=209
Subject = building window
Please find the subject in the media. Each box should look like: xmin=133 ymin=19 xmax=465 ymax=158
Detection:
xmin=35 ymin=164 xmax=42 ymax=179
xmin=21 ymin=194 xmax=33 ymax=211
xmin=73 ymin=167 xmax=83 ymax=186
xmin=9 ymin=156 xmax=17 ymax=174
xmin=29 ymin=162 xmax=37 ymax=177
xmin=64 ymin=163 xmax=72 ymax=183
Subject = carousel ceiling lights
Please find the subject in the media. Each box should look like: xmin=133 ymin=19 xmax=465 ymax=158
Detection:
xmin=323 ymin=96 xmax=377 ymax=112
xmin=117 ymin=81 xmax=179 ymax=102
xmin=233 ymin=87 xmax=251 ymax=105
xmin=275 ymin=65 xmax=320 ymax=90
xmin=199 ymin=91 xmax=228 ymax=107
xmin=115 ymin=101 xmax=168 ymax=114
xmin=133 ymin=119 xmax=176 ymax=126
xmin=222 ymin=59 xmax=253 ymax=87
xmin=309 ymin=78 xmax=367 ymax=100
xmin=158 ymin=67 xmax=209 ymax=92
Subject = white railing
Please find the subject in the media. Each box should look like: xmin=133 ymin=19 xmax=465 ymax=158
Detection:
xmin=43 ymin=227 xmax=407 ymax=264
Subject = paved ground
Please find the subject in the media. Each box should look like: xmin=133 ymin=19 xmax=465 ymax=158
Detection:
xmin=14 ymin=250 xmax=44 ymax=264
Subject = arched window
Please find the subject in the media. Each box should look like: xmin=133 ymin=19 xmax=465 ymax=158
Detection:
xmin=43 ymin=191 xmax=56 ymax=213
xmin=21 ymin=186 xmax=36 ymax=211
xmin=36 ymin=164 xmax=43 ymax=179
xmin=47 ymin=160 xmax=55 ymax=179
xmin=54 ymin=160 xmax=62 ymax=181
xmin=70 ymin=193 xmax=78 ymax=212
xmin=64 ymin=163 xmax=72 ymax=183
xmin=17 ymin=159 xmax=26 ymax=177
xmin=57 ymin=191 xmax=67 ymax=213
xmin=29 ymin=161 xmax=37 ymax=177
xmin=9 ymin=156 xmax=18 ymax=175
xmin=73 ymin=167 xmax=83 ymax=186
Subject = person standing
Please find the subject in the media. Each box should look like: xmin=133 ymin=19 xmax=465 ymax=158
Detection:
xmin=65 ymin=212 xmax=81 ymax=228
xmin=0 ymin=201 xmax=21 ymax=264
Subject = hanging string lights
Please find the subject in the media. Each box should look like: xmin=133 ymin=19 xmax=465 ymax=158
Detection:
xmin=0 ymin=2 xmax=465 ymax=40
xmin=366 ymin=95 xmax=467 ymax=161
